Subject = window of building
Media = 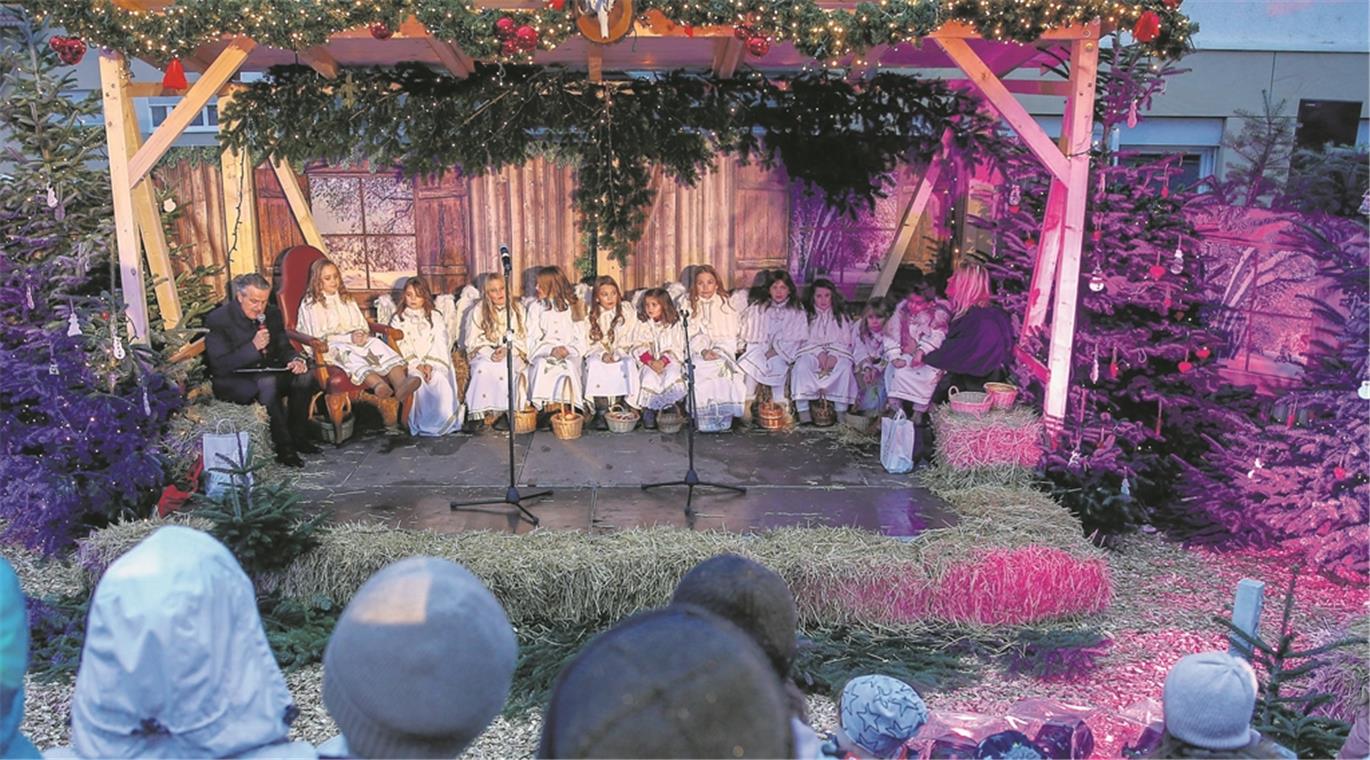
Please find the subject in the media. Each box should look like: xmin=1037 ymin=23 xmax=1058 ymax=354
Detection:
xmin=307 ymin=170 xmax=417 ymax=292
xmin=1294 ymin=99 xmax=1362 ymax=149
xmin=146 ymin=98 xmax=218 ymax=133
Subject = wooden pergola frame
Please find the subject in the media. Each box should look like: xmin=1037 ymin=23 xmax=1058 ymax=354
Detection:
xmin=98 ymin=3 xmax=1101 ymax=436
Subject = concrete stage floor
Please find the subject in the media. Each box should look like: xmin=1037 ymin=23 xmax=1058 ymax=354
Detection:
xmin=293 ymin=426 xmax=956 ymax=537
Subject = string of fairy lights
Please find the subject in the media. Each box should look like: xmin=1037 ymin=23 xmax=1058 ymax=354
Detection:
xmin=28 ymin=0 xmax=1192 ymax=64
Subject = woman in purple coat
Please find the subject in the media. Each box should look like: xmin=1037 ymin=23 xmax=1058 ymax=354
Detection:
xmin=923 ymin=262 xmax=1014 ymax=401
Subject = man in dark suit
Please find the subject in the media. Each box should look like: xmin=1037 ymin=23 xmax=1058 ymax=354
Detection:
xmin=204 ymin=273 xmax=320 ymax=467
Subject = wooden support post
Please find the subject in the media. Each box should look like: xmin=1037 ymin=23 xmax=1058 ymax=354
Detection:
xmin=588 ymin=46 xmax=604 ymax=82
xmin=935 ymin=37 xmax=1071 ymax=184
xmin=98 ymin=51 xmax=151 ymax=343
xmin=298 ymin=46 xmax=339 ymax=79
xmin=712 ymin=38 xmax=744 ymax=79
xmin=118 ymin=88 xmax=182 ymax=329
xmin=218 ymin=85 xmax=260 ymax=277
xmin=1023 ymin=179 xmax=1067 ymax=335
xmin=871 ymin=157 xmax=944 ymax=298
xmin=270 ymin=159 xmax=327 ymax=250
xmin=1042 ymin=29 xmax=1100 ymax=436
xmin=127 ymin=37 xmax=255 ymax=187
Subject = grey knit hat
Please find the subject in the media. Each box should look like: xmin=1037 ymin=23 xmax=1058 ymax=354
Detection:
xmin=669 ymin=554 xmax=799 ymax=676
xmin=538 ymin=605 xmax=792 ymax=759
xmin=323 ymin=557 xmax=517 ymax=758
xmin=1162 ymin=651 xmax=1261 ymax=751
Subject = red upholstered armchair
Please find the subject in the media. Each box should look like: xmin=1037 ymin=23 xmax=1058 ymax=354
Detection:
xmin=274 ymin=245 xmax=406 ymax=443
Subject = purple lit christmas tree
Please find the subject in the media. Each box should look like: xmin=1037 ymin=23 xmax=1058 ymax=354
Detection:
xmin=0 ymin=12 xmax=181 ymax=553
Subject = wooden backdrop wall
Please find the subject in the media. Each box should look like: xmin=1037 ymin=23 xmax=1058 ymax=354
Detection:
xmin=152 ymin=154 xmax=792 ymax=305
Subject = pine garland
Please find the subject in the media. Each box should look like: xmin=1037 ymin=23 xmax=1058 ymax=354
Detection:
xmin=219 ymin=63 xmax=1002 ymax=262
xmin=24 ymin=0 xmax=1195 ymax=63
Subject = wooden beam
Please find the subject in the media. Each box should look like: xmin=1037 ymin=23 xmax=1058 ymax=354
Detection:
xmin=127 ymin=36 xmax=255 ymax=187
xmin=948 ymin=78 xmax=1070 ymax=96
xmin=588 ymin=46 xmax=603 ymax=82
xmin=218 ymin=85 xmax=260 ymax=277
xmin=98 ymin=51 xmax=151 ymax=343
xmin=1022 ymin=179 xmax=1067 ymax=335
xmin=1042 ymin=29 xmax=1100 ymax=435
xmin=871 ymin=156 xmax=944 ymax=298
xmin=118 ymin=85 xmax=183 ymax=329
xmin=270 ymin=159 xmax=326 ymax=250
xmin=297 ymin=46 xmax=339 ymax=79
xmin=929 ymin=21 xmax=1098 ymax=40
xmin=712 ymin=38 xmax=744 ymax=79
xmin=428 ymin=38 xmax=475 ymax=78
xmin=935 ymin=36 xmax=1070 ymax=184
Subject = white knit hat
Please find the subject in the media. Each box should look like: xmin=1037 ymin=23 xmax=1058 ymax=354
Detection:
xmin=1163 ymin=651 xmax=1261 ymax=750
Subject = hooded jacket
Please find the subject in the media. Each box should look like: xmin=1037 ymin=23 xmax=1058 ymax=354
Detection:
xmin=67 ymin=526 xmax=312 ymax=758
xmin=1 ymin=557 xmax=40 ymax=758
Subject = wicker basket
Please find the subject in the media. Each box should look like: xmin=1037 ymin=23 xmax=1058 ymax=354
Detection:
xmin=551 ymin=384 xmax=583 ymax=440
xmin=657 ymin=407 xmax=686 ymax=434
xmin=758 ymin=401 xmax=788 ymax=430
xmin=605 ymin=404 xmax=639 ymax=434
xmin=984 ymin=382 xmax=1019 ymax=410
xmin=811 ymin=398 xmax=837 ymax=427
xmin=947 ymin=386 xmax=993 ymax=417
xmin=513 ymin=374 xmax=538 ymax=434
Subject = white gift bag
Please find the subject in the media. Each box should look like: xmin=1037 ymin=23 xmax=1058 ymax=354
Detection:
xmin=203 ymin=420 xmax=253 ymax=499
xmin=880 ymin=410 xmax=915 ymax=474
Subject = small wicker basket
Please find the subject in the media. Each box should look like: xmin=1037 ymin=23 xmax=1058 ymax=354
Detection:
xmin=947 ymin=386 xmax=993 ymax=417
xmin=551 ymin=384 xmax=583 ymax=440
xmin=657 ymin=407 xmax=686 ymax=434
xmin=811 ymin=397 xmax=837 ymax=427
xmin=984 ymin=382 xmax=1019 ymax=410
xmin=513 ymin=374 xmax=538 ymax=434
xmin=605 ymin=404 xmax=639 ymax=434
xmin=758 ymin=401 xmax=788 ymax=430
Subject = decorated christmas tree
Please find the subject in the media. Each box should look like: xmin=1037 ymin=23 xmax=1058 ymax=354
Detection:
xmin=0 ymin=10 xmax=181 ymax=553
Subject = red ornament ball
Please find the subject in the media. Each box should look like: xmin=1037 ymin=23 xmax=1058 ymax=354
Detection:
xmin=1177 ymin=360 xmax=1193 ymax=374
xmin=1133 ymin=11 xmax=1162 ymax=43
xmin=515 ymin=25 xmax=539 ymax=50
xmin=369 ymin=23 xmax=393 ymax=40
xmin=548 ymin=0 xmax=566 ymax=9
xmin=495 ymin=16 xmax=517 ymax=38
xmin=746 ymin=35 xmax=771 ymax=57
xmin=1334 ymin=466 xmax=1347 ymax=479
xmin=734 ymin=24 xmax=754 ymax=40
xmin=49 ymin=36 xmax=87 ymax=65
xmin=501 ymin=37 xmax=521 ymax=56
xmin=1148 ymin=264 xmax=1166 ymax=280
xmin=1195 ymin=346 xmax=1211 ymax=360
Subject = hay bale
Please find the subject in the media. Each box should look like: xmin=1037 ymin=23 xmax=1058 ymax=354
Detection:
xmin=73 ymin=514 xmax=212 ymax=589
xmin=932 ymin=406 xmax=1044 ymax=471
xmin=162 ymin=399 xmax=287 ymax=483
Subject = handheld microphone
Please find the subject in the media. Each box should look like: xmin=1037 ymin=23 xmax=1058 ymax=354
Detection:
xmin=499 ymin=245 xmax=512 ymax=273
xmin=255 ymin=314 xmax=268 ymax=353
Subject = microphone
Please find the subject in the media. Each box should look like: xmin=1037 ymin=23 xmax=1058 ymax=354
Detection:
xmin=255 ymin=314 xmax=268 ymax=354
xmin=499 ymin=245 xmax=512 ymax=273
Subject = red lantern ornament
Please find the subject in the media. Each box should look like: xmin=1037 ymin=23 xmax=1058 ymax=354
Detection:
xmin=1195 ymin=346 xmax=1210 ymax=360
xmin=1148 ymin=264 xmax=1166 ymax=280
xmin=162 ymin=58 xmax=188 ymax=90
xmin=734 ymin=24 xmax=754 ymax=40
xmin=495 ymin=16 xmax=517 ymax=38
xmin=1334 ymin=466 xmax=1347 ymax=480
xmin=746 ymin=35 xmax=771 ymax=57
xmin=548 ymin=0 xmax=566 ymax=9
xmin=369 ymin=22 xmax=393 ymax=39
xmin=1133 ymin=11 xmax=1161 ymax=43
xmin=515 ymin=25 xmax=539 ymax=50
xmin=501 ymin=37 xmax=520 ymax=56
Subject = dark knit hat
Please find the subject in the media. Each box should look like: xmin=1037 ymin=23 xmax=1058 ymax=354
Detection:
xmin=323 ymin=557 xmax=517 ymax=759
xmin=538 ymin=605 xmax=792 ymax=759
xmin=669 ymin=554 xmax=798 ymax=676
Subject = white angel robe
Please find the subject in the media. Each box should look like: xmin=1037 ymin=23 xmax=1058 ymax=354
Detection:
xmin=792 ymin=309 xmax=859 ymax=406
xmin=676 ymin=293 xmax=746 ymax=419
xmin=882 ymin=303 xmax=948 ymax=407
xmin=391 ymin=308 xmax=463 ymax=436
xmin=852 ymin=323 xmax=889 ymax=413
xmin=582 ymin=306 xmax=642 ymax=403
xmin=738 ymin=302 xmax=807 ymax=399
xmin=631 ymin=318 xmax=688 ymax=411
xmin=296 ymin=293 xmax=405 ymax=384
xmin=526 ymin=301 xmax=588 ymax=410
xmin=463 ymin=305 xmax=529 ymax=417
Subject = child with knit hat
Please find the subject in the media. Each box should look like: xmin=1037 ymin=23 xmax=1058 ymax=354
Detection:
xmin=825 ymin=675 xmax=929 ymax=759
xmin=318 ymin=557 xmax=517 ymax=758
xmin=1146 ymin=651 xmax=1295 ymax=759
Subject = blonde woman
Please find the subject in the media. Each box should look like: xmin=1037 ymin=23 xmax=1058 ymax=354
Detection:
xmin=296 ymin=258 xmax=417 ymax=402
xmin=462 ymin=272 xmax=529 ymax=431
xmin=923 ymin=262 xmax=1014 ymax=400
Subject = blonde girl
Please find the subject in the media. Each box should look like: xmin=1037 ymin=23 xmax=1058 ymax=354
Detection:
xmin=462 ymin=272 xmax=529 ymax=430
xmin=851 ymin=298 xmax=892 ymax=415
xmin=526 ymin=266 xmax=588 ymax=417
xmin=583 ymin=275 xmax=641 ymax=429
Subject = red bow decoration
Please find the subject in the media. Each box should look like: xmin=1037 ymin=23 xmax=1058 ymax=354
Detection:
xmin=1133 ymin=11 xmax=1162 ymax=43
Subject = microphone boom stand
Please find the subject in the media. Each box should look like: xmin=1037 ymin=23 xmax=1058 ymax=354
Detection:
xmin=451 ymin=260 xmax=548 ymax=526
xmin=641 ymin=309 xmax=746 ymax=526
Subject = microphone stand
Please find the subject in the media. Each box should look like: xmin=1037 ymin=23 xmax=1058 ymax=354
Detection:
xmin=641 ymin=309 xmax=746 ymax=527
xmin=451 ymin=261 xmax=549 ymax=526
